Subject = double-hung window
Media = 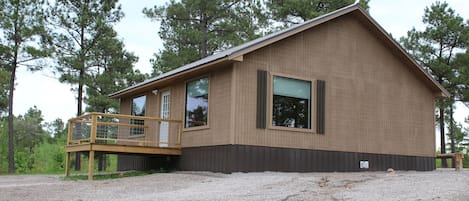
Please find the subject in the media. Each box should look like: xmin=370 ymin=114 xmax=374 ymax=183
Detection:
xmin=272 ymin=76 xmax=311 ymax=129
xmin=130 ymin=96 xmax=146 ymax=136
xmin=185 ymin=77 xmax=209 ymax=128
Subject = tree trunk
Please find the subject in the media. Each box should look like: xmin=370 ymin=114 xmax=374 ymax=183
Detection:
xmin=98 ymin=154 xmax=106 ymax=171
xmin=7 ymin=60 xmax=17 ymax=174
xmin=7 ymin=1 xmax=22 ymax=174
xmin=200 ymin=9 xmax=208 ymax=58
xmin=75 ymin=1 xmax=87 ymax=170
xmin=74 ymin=71 xmax=84 ymax=171
xmin=449 ymin=98 xmax=455 ymax=168
xmin=439 ymin=106 xmax=447 ymax=168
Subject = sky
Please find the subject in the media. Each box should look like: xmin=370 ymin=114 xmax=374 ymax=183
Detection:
xmin=13 ymin=0 xmax=469 ymax=143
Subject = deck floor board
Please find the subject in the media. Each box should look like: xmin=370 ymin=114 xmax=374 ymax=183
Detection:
xmin=66 ymin=144 xmax=182 ymax=155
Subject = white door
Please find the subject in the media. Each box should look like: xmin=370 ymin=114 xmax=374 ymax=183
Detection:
xmin=159 ymin=91 xmax=170 ymax=147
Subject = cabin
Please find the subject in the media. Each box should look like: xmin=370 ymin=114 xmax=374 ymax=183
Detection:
xmin=65 ymin=4 xmax=448 ymax=178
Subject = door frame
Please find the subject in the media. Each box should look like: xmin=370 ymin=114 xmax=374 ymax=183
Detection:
xmin=159 ymin=90 xmax=170 ymax=147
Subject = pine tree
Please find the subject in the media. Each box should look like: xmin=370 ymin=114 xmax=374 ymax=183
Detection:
xmin=454 ymin=50 xmax=469 ymax=105
xmin=47 ymin=0 xmax=123 ymax=170
xmin=143 ymin=0 xmax=269 ymax=75
xmin=266 ymin=0 xmax=369 ymax=26
xmin=85 ymin=27 xmax=147 ymax=114
xmin=0 ymin=0 xmax=50 ymax=173
xmin=14 ymin=106 xmax=47 ymax=154
xmin=82 ymin=27 xmax=147 ymax=171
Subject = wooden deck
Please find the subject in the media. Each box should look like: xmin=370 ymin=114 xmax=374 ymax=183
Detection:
xmin=65 ymin=112 xmax=183 ymax=180
xmin=65 ymin=144 xmax=182 ymax=155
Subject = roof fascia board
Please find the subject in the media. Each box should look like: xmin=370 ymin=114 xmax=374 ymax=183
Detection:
xmin=109 ymin=57 xmax=229 ymax=98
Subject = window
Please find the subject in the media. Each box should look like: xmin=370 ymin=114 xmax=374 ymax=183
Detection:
xmin=185 ymin=77 xmax=209 ymax=128
xmin=272 ymin=76 xmax=311 ymax=129
xmin=130 ymin=96 xmax=146 ymax=136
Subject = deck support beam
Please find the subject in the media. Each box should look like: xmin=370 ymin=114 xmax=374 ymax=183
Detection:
xmin=88 ymin=150 xmax=95 ymax=180
xmin=65 ymin=152 xmax=71 ymax=176
xmin=65 ymin=144 xmax=181 ymax=180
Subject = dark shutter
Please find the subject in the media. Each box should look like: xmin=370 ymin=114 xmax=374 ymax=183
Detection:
xmin=316 ymin=80 xmax=326 ymax=134
xmin=256 ymin=70 xmax=267 ymax=129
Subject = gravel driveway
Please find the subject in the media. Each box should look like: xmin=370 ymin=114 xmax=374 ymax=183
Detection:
xmin=1 ymin=169 xmax=468 ymax=201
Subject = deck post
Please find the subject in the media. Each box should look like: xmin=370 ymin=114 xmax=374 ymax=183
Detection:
xmin=67 ymin=120 xmax=73 ymax=145
xmin=90 ymin=114 xmax=97 ymax=144
xmin=455 ymin=152 xmax=464 ymax=171
xmin=88 ymin=150 xmax=95 ymax=180
xmin=65 ymin=152 xmax=71 ymax=176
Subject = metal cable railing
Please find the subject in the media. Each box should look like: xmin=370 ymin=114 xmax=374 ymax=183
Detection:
xmin=67 ymin=113 xmax=183 ymax=148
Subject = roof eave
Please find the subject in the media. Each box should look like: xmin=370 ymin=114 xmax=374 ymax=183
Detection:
xmin=108 ymin=56 xmax=230 ymax=99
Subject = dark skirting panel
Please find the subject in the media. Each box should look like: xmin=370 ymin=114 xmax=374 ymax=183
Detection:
xmin=179 ymin=145 xmax=436 ymax=173
xmin=117 ymin=145 xmax=436 ymax=172
xmin=117 ymin=154 xmax=179 ymax=171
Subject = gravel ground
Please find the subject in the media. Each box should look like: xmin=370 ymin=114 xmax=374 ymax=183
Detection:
xmin=0 ymin=169 xmax=468 ymax=201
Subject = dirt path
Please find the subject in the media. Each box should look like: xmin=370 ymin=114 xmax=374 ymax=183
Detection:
xmin=1 ymin=169 xmax=468 ymax=201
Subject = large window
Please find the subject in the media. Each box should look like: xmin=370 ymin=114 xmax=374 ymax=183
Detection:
xmin=185 ymin=77 xmax=209 ymax=128
xmin=130 ymin=96 xmax=146 ymax=136
xmin=272 ymin=76 xmax=311 ymax=129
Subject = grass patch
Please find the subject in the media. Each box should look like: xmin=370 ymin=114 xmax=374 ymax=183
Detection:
xmin=435 ymin=154 xmax=469 ymax=168
xmin=64 ymin=169 xmax=170 ymax=181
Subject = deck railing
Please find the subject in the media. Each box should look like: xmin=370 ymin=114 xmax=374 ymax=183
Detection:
xmin=67 ymin=112 xmax=183 ymax=148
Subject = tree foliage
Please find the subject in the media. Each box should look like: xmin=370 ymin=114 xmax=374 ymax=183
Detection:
xmin=84 ymin=29 xmax=147 ymax=113
xmin=143 ymin=0 xmax=269 ymax=75
xmin=0 ymin=69 xmax=8 ymax=116
xmin=44 ymin=118 xmax=66 ymax=140
xmin=0 ymin=107 xmax=69 ymax=174
xmin=47 ymin=0 xmax=124 ymax=116
xmin=454 ymin=50 xmax=469 ymax=105
xmin=266 ymin=0 xmax=369 ymax=26
xmin=14 ymin=106 xmax=47 ymax=153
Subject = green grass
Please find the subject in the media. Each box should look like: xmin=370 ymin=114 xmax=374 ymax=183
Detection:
xmin=435 ymin=155 xmax=469 ymax=168
xmin=435 ymin=158 xmax=453 ymax=168
xmin=63 ymin=169 xmax=170 ymax=181
xmin=0 ymin=154 xmax=120 ymax=176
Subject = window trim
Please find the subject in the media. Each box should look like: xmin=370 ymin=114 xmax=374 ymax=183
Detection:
xmin=130 ymin=95 xmax=147 ymax=137
xmin=183 ymin=75 xmax=211 ymax=131
xmin=267 ymin=72 xmax=316 ymax=134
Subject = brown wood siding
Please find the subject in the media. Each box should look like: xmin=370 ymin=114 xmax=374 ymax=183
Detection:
xmin=118 ymin=92 xmax=152 ymax=142
xmin=119 ymin=65 xmax=234 ymax=147
xmin=179 ymin=66 xmax=233 ymax=147
xmin=117 ymin=98 xmax=131 ymax=139
xmin=233 ymin=15 xmax=436 ymax=157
